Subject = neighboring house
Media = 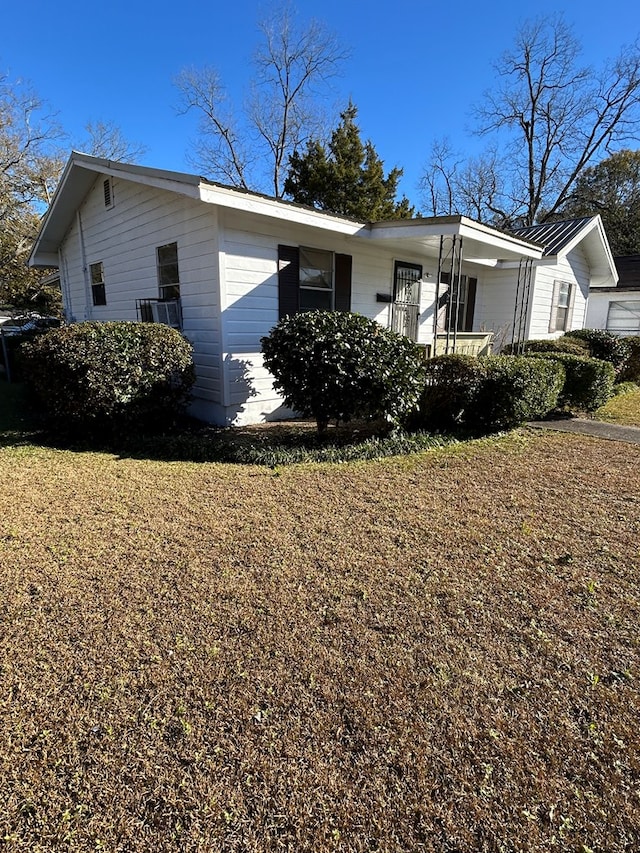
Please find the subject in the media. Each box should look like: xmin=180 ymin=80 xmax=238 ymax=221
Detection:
xmin=586 ymin=255 xmax=640 ymax=336
xmin=29 ymin=153 xmax=618 ymax=426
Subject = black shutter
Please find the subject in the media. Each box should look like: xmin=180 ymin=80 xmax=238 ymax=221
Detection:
xmin=334 ymin=253 xmax=352 ymax=312
xmin=464 ymin=277 xmax=477 ymax=332
xmin=278 ymin=245 xmax=299 ymax=320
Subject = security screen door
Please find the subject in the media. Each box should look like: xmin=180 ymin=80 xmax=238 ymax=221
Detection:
xmin=391 ymin=261 xmax=422 ymax=340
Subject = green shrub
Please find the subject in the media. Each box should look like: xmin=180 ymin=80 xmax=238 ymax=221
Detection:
xmin=21 ymin=321 xmax=195 ymax=432
xmin=470 ymin=356 xmax=565 ymax=431
xmin=260 ymin=311 xmax=425 ymax=433
xmin=502 ymin=337 xmax=589 ymax=357
xmin=409 ymin=354 xmax=486 ymax=431
xmin=410 ymin=354 xmax=563 ymax=433
xmin=617 ymin=336 xmax=640 ymax=383
xmin=528 ymin=352 xmax=615 ymax=411
xmin=563 ymin=329 xmax=630 ymax=369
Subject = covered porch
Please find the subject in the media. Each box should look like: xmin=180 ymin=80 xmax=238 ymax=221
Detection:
xmin=360 ymin=216 xmax=543 ymax=356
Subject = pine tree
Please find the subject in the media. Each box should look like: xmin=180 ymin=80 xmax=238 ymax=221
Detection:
xmin=284 ymin=103 xmax=414 ymax=221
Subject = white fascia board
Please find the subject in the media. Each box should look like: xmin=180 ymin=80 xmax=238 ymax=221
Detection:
xmin=31 ymin=253 xmax=59 ymax=268
xmin=458 ymin=220 xmax=542 ymax=259
xmin=365 ymin=216 xmax=542 ymax=260
xmin=198 ymin=183 xmax=365 ymax=235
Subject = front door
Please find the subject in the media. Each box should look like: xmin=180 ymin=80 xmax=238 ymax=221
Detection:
xmin=391 ymin=261 xmax=422 ymax=340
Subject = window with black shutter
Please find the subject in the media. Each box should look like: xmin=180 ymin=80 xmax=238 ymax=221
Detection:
xmin=278 ymin=245 xmax=352 ymax=318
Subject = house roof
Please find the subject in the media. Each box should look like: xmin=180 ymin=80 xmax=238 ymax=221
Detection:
xmin=511 ymin=216 xmax=618 ymax=287
xmin=30 ymin=151 xmax=544 ymax=269
xmin=614 ymin=255 xmax=640 ymax=290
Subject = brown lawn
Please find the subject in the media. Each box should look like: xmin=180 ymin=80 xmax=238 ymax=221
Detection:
xmin=1 ymin=424 xmax=639 ymax=852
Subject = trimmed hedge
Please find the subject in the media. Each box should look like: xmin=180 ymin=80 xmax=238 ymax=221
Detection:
xmin=21 ymin=321 xmax=195 ymax=432
xmin=410 ymin=354 xmax=564 ymax=433
xmin=471 ymin=356 xmax=565 ymax=431
xmin=409 ymin=354 xmax=486 ymax=431
xmin=527 ymin=352 xmax=616 ymax=411
xmin=261 ymin=311 xmax=426 ymax=433
xmin=563 ymin=329 xmax=630 ymax=370
xmin=617 ymin=336 xmax=640 ymax=383
xmin=502 ymin=338 xmax=589 ymax=357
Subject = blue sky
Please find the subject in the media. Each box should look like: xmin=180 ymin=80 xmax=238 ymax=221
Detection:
xmin=2 ymin=0 xmax=639 ymax=206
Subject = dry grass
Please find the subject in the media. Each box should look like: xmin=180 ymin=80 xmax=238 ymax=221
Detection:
xmin=1 ymin=419 xmax=639 ymax=851
xmin=594 ymin=386 xmax=640 ymax=426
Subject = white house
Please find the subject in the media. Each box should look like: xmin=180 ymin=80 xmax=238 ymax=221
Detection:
xmin=586 ymin=255 xmax=640 ymax=336
xmin=29 ymin=153 xmax=618 ymax=426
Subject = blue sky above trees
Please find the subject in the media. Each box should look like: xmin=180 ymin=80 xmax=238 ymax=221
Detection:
xmin=2 ymin=0 xmax=639 ymax=206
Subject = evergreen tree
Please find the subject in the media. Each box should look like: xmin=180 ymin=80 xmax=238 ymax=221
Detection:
xmin=284 ymin=103 xmax=414 ymax=221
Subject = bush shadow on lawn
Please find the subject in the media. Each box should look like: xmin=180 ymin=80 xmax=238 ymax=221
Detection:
xmin=0 ymin=382 xmax=457 ymax=465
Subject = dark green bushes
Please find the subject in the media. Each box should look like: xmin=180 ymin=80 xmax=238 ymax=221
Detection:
xmin=21 ymin=321 xmax=195 ymax=432
xmin=563 ymin=328 xmax=630 ymax=370
xmin=502 ymin=337 xmax=588 ymax=357
xmin=617 ymin=336 xmax=640 ymax=383
xmin=528 ymin=353 xmax=615 ymax=411
xmin=411 ymin=354 xmax=565 ymax=433
xmin=410 ymin=354 xmax=486 ymax=431
xmin=473 ymin=356 xmax=566 ymax=431
xmin=261 ymin=311 xmax=425 ymax=433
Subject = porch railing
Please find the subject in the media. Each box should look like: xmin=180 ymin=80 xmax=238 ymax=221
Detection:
xmin=418 ymin=332 xmax=494 ymax=360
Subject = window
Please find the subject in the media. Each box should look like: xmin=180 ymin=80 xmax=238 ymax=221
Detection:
xmin=441 ymin=271 xmax=477 ymax=332
xmin=277 ymin=245 xmax=351 ymax=319
xmin=157 ymin=242 xmax=180 ymax=300
xmin=550 ymin=280 xmax=574 ymax=332
xmin=299 ymin=246 xmax=333 ymax=311
xmin=606 ymin=300 xmax=640 ymax=335
xmin=90 ymin=262 xmax=107 ymax=306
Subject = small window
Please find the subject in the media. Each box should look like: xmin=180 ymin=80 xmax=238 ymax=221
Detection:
xmin=550 ymin=280 xmax=573 ymax=332
xmin=103 ymin=178 xmax=114 ymax=209
xmin=299 ymin=246 xmax=333 ymax=312
xmin=157 ymin=242 xmax=180 ymax=300
xmin=90 ymin=262 xmax=107 ymax=306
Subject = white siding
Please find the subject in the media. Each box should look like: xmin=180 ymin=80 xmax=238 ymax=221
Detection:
xmin=586 ymin=290 xmax=615 ymax=330
xmin=58 ymin=175 xmax=223 ymax=406
xmin=473 ymin=265 xmax=521 ymax=347
xmin=527 ymin=246 xmax=589 ymax=339
xmin=216 ymin=209 xmax=441 ymax=425
xmin=476 ymin=246 xmax=590 ymax=349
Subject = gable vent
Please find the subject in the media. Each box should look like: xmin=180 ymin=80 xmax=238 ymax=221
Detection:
xmin=103 ymin=178 xmax=113 ymax=208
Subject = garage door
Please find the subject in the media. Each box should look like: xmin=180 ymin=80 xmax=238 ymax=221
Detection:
xmin=606 ymin=300 xmax=640 ymax=335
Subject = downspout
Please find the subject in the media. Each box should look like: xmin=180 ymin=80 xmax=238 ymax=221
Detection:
xmin=58 ymin=248 xmax=74 ymax=323
xmin=76 ymin=210 xmax=92 ymax=320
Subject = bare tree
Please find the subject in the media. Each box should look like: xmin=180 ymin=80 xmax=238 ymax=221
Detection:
xmin=76 ymin=120 xmax=148 ymax=162
xmin=175 ymin=4 xmax=348 ymax=197
xmin=174 ymin=65 xmax=251 ymax=190
xmin=422 ymin=17 xmax=640 ymax=227
xmin=0 ymin=70 xmax=65 ymax=215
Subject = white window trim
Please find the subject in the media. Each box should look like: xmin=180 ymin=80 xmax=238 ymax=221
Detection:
xmin=549 ymin=279 xmax=576 ymax=333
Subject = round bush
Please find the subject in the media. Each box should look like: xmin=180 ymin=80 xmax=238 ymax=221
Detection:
xmin=470 ymin=356 xmax=565 ymax=431
xmin=528 ymin=352 xmax=615 ymax=411
xmin=409 ymin=354 xmax=487 ymax=432
xmin=563 ymin=329 xmax=630 ymax=370
xmin=617 ymin=336 xmax=640 ymax=383
xmin=21 ymin=321 xmax=195 ymax=431
xmin=260 ymin=311 xmax=426 ymax=433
